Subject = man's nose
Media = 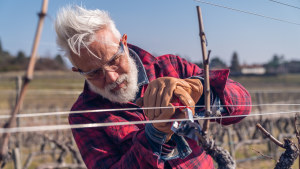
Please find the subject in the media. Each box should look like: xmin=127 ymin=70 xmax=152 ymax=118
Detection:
xmin=105 ymin=70 xmax=119 ymax=83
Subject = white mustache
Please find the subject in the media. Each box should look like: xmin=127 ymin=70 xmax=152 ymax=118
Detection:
xmin=106 ymin=74 xmax=128 ymax=90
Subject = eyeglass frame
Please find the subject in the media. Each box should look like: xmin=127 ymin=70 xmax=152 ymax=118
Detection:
xmin=76 ymin=41 xmax=125 ymax=79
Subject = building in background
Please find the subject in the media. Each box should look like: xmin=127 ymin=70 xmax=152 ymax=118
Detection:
xmin=240 ymin=64 xmax=266 ymax=75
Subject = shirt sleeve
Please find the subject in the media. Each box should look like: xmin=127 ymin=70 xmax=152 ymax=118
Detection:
xmin=216 ymin=77 xmax=252 ymax=125
xmin=69 ymin=114 xmax=165 ymax=169
xmin=167 ymin=55 xmax=252 ymax=125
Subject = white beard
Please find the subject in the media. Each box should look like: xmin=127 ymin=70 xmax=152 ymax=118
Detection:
xmin=87 ymin=55 xmax=139 ymax=103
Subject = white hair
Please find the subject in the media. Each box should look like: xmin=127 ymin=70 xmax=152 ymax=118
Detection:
xmin=54 ymin=5 xmax=121 ymax=65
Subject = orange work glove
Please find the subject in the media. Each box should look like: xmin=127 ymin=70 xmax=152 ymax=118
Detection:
xmin=136 ymin=77 xmax=203 ymax=140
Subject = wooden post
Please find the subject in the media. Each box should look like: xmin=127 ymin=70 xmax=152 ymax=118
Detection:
xmin=227 ymin=128 xmax=235 ymax=160
xmin=56 ymin=107 xmax=61 ymax=140
xmin=255 ymin=92 xmax=263 ymax=122
xmin=196 ymin=6 xmax=211 ymax=135
xmin=269 ymin=121 xmax=278 ymax=164
xmin=15 ymin=76 xmax=23 ymax=165
xmin=12 ymin=148 xmax=21 ymax=169
xmin=0 ymin=0 xmax=48 ymax=163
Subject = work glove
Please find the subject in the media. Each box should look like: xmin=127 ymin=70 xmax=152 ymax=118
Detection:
xmin=136 ymin=77 xmax=203 ymax=140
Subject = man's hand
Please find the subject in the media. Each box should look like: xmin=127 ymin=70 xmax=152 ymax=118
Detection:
xmin=136 ymin=77 xmax=203 ymax=140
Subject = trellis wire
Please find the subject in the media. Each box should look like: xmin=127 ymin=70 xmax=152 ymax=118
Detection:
xmin=269 ymin=0 xmax=300 ymax=10
xmin=0 ymin=103 xmax=300 ymax=119
xmin=0 ymin=110 xmax=299 ymax=134
xmin=193 ymin=0 xmax=300 ymax=26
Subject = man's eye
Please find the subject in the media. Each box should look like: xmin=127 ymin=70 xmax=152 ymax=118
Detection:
xmin=109 ymin=55 xmax=121 ymax=66
xmin=88 ymin=69 xmax=102 ymax=78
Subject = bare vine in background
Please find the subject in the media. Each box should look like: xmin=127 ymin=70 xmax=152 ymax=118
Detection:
xmin=256 ymin=114 xmax=300 ymax=169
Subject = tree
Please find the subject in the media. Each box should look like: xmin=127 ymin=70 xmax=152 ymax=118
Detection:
xmin=264 ymin=54 xmax=286 ymax=74
xmin=35 ymin=57 xmax=67 ymax=70
xmin=230 ymin=52 xmax=241 ymax=74
xmin=16 ymin=51 xmax=27 ymax=63
xmin=267 ymin=54 xmax=284 ymax=68
xmin=0 ymin=39 xmax=13 ymax=68
xmin=0 ymin=38 xmax=3 ymax=55
xmin=210 ymin=57 xmax=227 ymax=69
xmin=55 ymin=54 xmax=65 ymax=66
xmin=194 ymin=62 xmax=203 ymax=69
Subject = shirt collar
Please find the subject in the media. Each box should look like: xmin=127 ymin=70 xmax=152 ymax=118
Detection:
xmin=128 ymin=47 xmax=149 ymax=87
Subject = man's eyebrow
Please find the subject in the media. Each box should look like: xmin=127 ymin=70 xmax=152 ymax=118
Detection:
xmin=105 ymin=53 xmax=121 ymax=66
xmin=105 ymin=43 xmax=122 ymax=62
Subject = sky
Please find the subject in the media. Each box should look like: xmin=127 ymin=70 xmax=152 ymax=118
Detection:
xmin=0 ymin=0 xmax=299 ymax=67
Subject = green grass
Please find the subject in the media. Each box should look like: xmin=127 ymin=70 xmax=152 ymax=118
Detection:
xmin=0 ymin=71 xmax=84 ymax=111
xmin=231 ymin=74 xmax=300 ymax=90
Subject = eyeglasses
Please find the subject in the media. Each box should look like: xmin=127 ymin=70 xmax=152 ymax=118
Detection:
xmin=77 ymin=42 xmax=125 ymax=80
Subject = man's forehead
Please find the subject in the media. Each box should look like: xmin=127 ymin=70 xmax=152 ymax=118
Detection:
xmin=94 ymin=34 xmax=119 ymax=47
xmin=91 ymin=30 xmax=119 ymax=57
xmin=90 ymin=39 xmax=118 ymax=62
xmin=71 ymin=29 xmax=120 ymax=69
xmin=93 ymin=28 xmax=119 ymax=47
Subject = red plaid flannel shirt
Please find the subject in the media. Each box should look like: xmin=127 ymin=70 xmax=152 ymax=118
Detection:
xmin=69 ymin=44 xmax=252 ymax=169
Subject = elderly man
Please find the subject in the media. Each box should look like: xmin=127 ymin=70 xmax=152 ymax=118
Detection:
xmin=55 ymin=6 xmax=251 ymax=169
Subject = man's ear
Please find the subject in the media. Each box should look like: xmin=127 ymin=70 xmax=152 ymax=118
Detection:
xmin=121 ymin=34 xmax=127 ymax=46
xmin=72 ymin=67 xmax=79 ymax=72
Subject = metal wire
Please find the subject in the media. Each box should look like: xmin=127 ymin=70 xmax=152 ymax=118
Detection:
xmin=1 ymin=103 xmax=300 ymax=119
xmin=269 ymin=0 xmax=300 ymax=10
xmin=0 ymin=110 xmax=299 ymax=134
xmin=2 ymin=89 xmax=300 ymax=95
xmin=193 ymin=0 xmax=300 ymax=26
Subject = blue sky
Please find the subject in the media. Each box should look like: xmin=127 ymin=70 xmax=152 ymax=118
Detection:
xmin=0 ymin=0 xmax=299 ymax=66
